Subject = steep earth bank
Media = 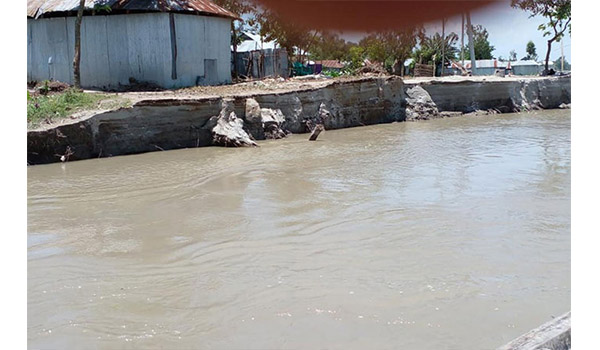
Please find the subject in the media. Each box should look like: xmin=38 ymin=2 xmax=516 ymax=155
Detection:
xmin=27 ymin=76 xmax=570 ymax=165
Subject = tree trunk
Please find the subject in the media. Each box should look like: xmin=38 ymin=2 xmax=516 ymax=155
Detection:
xmin=461 ymin=13 xmax=465 ymax=66
xmin=466 ymin=11 xmax=477 ymax=76
xmin=232 ymin=21 xmax=238 ymax=82
xmin=441 ymin=18 xmax=445 ymax=76
xmin=545 ymin=39 xmax=552 ymax=73
xmin=73 ymin=0 xmax=85 ymax=89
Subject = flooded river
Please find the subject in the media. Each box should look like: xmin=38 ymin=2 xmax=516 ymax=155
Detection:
xmin=28 ymin=110 xmax=570 ymax=349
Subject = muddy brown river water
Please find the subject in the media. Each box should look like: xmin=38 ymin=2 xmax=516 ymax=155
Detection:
xmin=28 ymin=110 xmax=570 ymax=350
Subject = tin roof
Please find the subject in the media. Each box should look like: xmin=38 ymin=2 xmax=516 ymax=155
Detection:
xmin=235 ymin=31 xmax=277 ymax=52
xmin=463 ymin=59 xmax=505 ymax=69
xmin=313 ymin=60 xmax=345 ymax=69
xmin=509 ymin=60 xmax=541 ymax=66
xmin=27 ymin=0 xmax=238 ymax=19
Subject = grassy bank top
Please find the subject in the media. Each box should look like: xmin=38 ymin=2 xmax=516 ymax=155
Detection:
xmin=27 ymin=85 xmax=131 ymax=130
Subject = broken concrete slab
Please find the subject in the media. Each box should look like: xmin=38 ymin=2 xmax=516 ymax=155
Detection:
xmin=497 ymin=312 xmax=571 ymax=350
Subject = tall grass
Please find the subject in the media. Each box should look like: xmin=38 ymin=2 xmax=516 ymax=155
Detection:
xmin=27 ymin=88 xmax=106 ymax=127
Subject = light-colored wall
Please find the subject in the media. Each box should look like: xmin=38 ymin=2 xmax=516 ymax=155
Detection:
xmin=512 ymin=65 xmax=542 ymax=76
xmin=27 ymin=13 xmax=232 ymax=89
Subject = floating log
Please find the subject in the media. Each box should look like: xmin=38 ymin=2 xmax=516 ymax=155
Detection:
xmin=308 ymin=124 xmax=324 ymax=141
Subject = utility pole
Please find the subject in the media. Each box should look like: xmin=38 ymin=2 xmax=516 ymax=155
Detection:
xmin=561 ymin=39 xmax=564 ymax=71
xmin=441 ymin=18 xmax=446 ymax=77
xmin=461 ymin=13 xmax=465 ymax=67
xmin=466 ymin=11 xmax=477 ymax=76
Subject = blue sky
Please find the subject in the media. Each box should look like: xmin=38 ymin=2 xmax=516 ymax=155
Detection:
xmin=342 ymin=1 xmax=571 ymax=63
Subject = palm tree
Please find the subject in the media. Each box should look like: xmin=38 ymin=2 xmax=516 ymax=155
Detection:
xmin=414 ymin=32 xmax=459 ymax=66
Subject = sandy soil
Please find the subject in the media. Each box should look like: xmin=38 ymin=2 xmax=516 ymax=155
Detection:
xmin=111 ymin=74 xmax=559 ymax=103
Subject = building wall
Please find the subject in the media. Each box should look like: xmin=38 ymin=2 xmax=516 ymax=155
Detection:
xmin=27 ymin=13 xmax=231 ymax=89
xmin=232 ymin=49 xmax=289 ymax=79
xmin=512 ymin=65 xmax=542 ymax=76
xmin=474 ymin=67 xmax=498 ymax=76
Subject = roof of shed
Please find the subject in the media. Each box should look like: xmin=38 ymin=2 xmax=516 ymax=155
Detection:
xmin=464 ymin=59 xmax=505 ymax=69
xmin=509 ymin=60 xmax=541 ymax=66
xmin=235 ymin=32 xmax=278 ymax=52
xmin=27 ymin=0 xmax=238 ymax=19
xmin=313 ymin=60 xmax=345 ymax=69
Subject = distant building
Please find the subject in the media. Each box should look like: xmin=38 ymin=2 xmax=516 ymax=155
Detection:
xmin=309 ymin=60 xmax=345 ymax=73
xmin=27 ymin=0 xmax=237 ymax=89
xmin=447 ymin=59 xmax=543 ymax=76
xmin=235 ymin=32 xmax=277 ymax=52
xmin=231 ymin=32 xmax=288 ymax=79
xmin=464 ymin=59 xmax=507 ymax=76
xmin=507 ymin=60 xmax=543 ymax=76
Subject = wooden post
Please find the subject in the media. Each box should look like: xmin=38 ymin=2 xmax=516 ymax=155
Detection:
xmin=561 ymin=39 xmax=564 ymax=71
xmin=308 ymin=124 xmax=324 ymax=141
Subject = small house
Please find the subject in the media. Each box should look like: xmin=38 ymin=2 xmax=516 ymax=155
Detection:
xmin=235 ymin=32 xmax=277 ymax=52
xmin=27 ymin=0 xmax=238 ymax=89
xmin=464 ymin=59 xmax=507 ymax=76
xmin=231 ymin=32 xmax=288 ymax=79
xmin=507 ymin=60 xmax=543 ymax=76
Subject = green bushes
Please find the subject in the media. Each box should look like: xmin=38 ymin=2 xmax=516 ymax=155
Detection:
xmin=322 ymin=69 xmax=341 ymax=78
xmin=27 ymin=87 xmax=106 ymax=127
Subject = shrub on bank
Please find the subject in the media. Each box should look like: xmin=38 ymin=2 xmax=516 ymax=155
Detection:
xmin=27 ymin=87 xmax=107 ymax=127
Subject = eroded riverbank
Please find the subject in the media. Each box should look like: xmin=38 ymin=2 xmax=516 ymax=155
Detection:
xmin=27 ymin=75 xmax=570 ymax=165
xmin=28 ymin=110 xmax=571 ymax=349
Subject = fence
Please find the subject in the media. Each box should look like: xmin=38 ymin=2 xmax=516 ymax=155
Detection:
xmin=414 ymin=63 xmax=434 ymax=77
xmin=232 ymin=48 xmax=289 ymax=79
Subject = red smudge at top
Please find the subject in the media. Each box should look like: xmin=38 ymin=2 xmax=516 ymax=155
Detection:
xmin=254 ymin=0 xmax=497 ymax=31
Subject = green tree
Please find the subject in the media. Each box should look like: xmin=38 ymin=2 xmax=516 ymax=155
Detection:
xmin=310 ymin=31 xmax=351 ymax=61
xmin=461 ymin=24 xmax=495 ymax=60
xmin=509 ymin=50 xmax=518 ymax=61
xmin=359 ymin=34 xmax=388 ymax=64
xmin=413 ymin=32 xmax=459 ymax=66
xmin=511 ymin=0 xmax=571 ymax=73
xmin=523 ymin=40 xmax=538 ymax=60
xmin=250 ymin=8 xmax=317 ymax=63
xmin=360 ymin=28 xmax=423 ymax=75
xmin=346 ymin=45 xmax=367 ymax=71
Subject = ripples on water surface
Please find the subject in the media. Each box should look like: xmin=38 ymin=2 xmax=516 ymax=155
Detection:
xmin=28 ymin=110 xmax=570 ymax=349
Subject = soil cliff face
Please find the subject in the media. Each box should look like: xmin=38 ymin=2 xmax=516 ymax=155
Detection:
xmin=27 ymin=76 xmax=570 ymax=165
xmin=411 ymin=76 xmax=571 ymax=114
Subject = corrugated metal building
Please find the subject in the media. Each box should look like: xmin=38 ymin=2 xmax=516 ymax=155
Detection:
xmin=235 ymin=31 xmax=277 ymax=52
xmin=448 ymin=59 xmax=543 ymax=76
xmin=27 ymin=0 xmax=237 ymax=89
xmin=464 ymin=59 xmax=506 ymax=76
xmin=508 ymin=60 xmax=542 ymax=76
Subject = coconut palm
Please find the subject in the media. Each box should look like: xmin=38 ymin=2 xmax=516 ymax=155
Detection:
xmin=413 ymin=32 xmax=459 ymax=66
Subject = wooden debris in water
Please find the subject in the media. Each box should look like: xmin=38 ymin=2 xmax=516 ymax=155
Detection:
xmin=309 ymin=124 xmax=324 ymax=141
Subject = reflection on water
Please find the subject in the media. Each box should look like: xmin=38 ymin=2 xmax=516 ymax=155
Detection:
xmin=28 ymin=110 xmax=570 ymax=349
